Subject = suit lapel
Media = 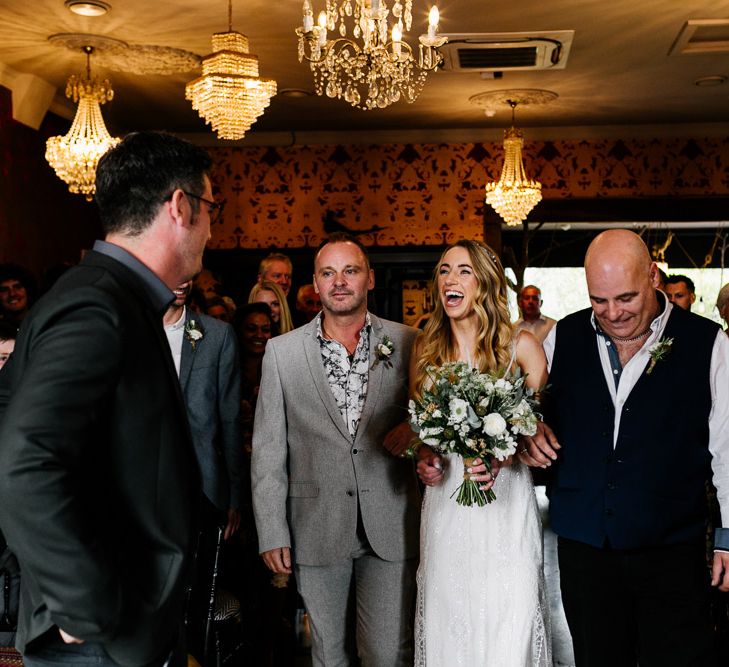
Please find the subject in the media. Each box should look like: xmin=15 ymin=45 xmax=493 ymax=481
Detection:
xmin=355 ymin=315 xmax=385 ymax=441
xmin=179 ymin=309 xmax=201 ymax=392
xmin=303 ymin=322 xmax=353 ymax=442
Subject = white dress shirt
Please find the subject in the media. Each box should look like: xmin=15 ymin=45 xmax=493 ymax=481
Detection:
xmin=163 ymin=307 xmax=186 ymax=377
xmin=543 ymin=297 xmax=729 ymax=529
xmin=516 ymin=315 xmax=557 ymax=343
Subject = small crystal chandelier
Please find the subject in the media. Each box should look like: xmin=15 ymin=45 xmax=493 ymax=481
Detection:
xmin=485 ymin=101 xmax=542 ymax=227
xmin=186 ymin=0 xmax=277 ymax=140
xmin=45 ymin=46 xmax=119 ymax=201
xmin=296 ymin=0 xmax=447 ymax=110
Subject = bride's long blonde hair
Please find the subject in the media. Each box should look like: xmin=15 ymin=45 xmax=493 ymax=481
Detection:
xmin=414 ymin=240 xmax=514 ymax=398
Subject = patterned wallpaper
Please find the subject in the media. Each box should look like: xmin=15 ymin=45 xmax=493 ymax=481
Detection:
xmin=208 ymin=138 xmax=729 ymax=250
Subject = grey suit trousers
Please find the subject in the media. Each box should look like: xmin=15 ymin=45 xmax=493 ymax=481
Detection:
xmin=296 ymin=527 xmax=417 ymax=667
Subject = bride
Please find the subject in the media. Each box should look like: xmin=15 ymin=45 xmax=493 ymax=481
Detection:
xmin=411 ymin=240 xmax=552 ymax=666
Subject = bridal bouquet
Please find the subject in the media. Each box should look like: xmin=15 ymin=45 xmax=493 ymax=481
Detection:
xmin=408 ymin=361 xmax=541 ymax=507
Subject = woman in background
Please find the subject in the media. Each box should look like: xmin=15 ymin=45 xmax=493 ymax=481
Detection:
xmin=248 ymin=281 xmax=293 ymax=335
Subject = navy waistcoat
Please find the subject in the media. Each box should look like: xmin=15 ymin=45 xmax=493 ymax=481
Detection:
xmin=546 ymin=305 xmax=719 ymax=549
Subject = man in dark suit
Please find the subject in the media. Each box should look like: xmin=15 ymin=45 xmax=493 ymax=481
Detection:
xmin=520 ymin=230 xmax=729 ymax=666
xmin=163 ymin=281 xmax=243 ymax=661
xmin=0 ymin=131 xmax=218 ymax=667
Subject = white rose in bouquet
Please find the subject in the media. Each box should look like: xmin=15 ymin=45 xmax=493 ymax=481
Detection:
xmin=483 ymin=412 xmax=507 ymax=436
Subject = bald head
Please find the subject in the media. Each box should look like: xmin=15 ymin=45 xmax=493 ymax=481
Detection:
xmin=585 ymin=230 xmax=653 ymax=277
xmin=584 ymin=230 xmax=660 ymax=340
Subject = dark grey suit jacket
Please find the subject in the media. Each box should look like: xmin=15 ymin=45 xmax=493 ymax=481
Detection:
xmin=179 ymin=310 xmax=243 ymax=511
xmin=0 ymin=250 xmax=199 ymax=666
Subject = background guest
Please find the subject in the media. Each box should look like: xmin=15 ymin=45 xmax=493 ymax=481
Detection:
xmin=0 ymin=321 xmax=16 ymax=370
xmin=195 ymin=268 xmax=223 ymax=300
xmin=249 ymin=281 xmax=293 ymax=335
xmin=234 ymin=302 xmax=273 ymax=424
xmin=294 ymin=284 xmax=321 ymax=326
xmin=257 ymin=252 xmax=292 ymax=297
xmin=0 ymin=263 xmax=36 ymax=328
xmin=717 ymin=283 xmax=729 ymax=331
xmin=206 ymin=295 xmax=233 ymax=323
xmin=515 ymin=284 xmax=557 ymax=343
xmin=665 ymin=273 xmax=696 ymax=311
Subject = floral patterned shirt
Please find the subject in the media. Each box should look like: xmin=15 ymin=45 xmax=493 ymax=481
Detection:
xmin=316 ymin=312 xmax=371 ymax=438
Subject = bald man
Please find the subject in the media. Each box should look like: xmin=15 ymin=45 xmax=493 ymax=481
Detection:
xmin=520 ymin=230 xmax=729 ymax=666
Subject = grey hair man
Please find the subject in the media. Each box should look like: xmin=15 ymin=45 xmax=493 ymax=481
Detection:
xmin=257 ymin=252 xmax=293 ymax=296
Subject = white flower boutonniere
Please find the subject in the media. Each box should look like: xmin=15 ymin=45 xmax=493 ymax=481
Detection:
xmin=646 ymin=336 xmax=673 ymax=375
xmin=371 ymin=335 xmax=395 ymax=369
xmin=185 ymin=319 xmax=204 ymax=351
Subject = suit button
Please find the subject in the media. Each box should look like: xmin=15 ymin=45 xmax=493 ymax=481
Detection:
xmin=605 ymin=508 xmax=613 ymax=516
xmin=352 ymin=449 xmax=358 ymax=455
xmin=347 ymin=490 xmax=354 ymax=497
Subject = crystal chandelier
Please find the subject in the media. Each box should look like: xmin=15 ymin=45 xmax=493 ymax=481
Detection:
xmin=186 ymin=0 xmax=277 ymax=140
xmin=485 ymin=101 xmax=542 ymax=226
xmin=45 ymin=46 xmax=119 ymax=201
xmin=296 ymin=0 xmax=447 ymax=110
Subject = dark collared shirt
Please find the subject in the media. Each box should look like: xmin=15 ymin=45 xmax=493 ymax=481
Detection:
xmin=93 ymin=240 xmax=174 ymax=314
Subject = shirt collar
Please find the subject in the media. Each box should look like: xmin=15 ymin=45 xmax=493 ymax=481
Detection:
xmin=316 ymin=311 xmax=372 ymax=342
xmin=165 ymin=306 xmax=186 ymax=331
xmin=93 ymin=239 xmax=174 ymax=313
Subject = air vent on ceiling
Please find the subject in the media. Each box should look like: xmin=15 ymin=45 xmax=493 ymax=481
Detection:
xmin=439 ymin=30 xmax=574 ymax=72
xmin=669 ymin=19 xmax=729 ymax=55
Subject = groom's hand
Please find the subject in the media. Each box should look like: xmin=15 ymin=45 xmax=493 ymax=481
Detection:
xmin=711 ymin=551 xmax=729 ymax=592
xmin=262 ymin=547 xmax=292 ymax=574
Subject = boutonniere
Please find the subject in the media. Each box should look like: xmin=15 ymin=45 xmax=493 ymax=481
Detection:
xmin=646 ymin=336 xmax=673 ymax=375
xmin=371 ymin=335 xmax=395 ymax=369
xmin=184 ymin=319 xmax=204 ymax=351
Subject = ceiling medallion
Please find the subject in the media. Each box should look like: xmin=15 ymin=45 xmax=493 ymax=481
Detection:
xmin=45 ymin=46 xmax=119 ymax=201
xmin=471 ymin=90 xmax=558 ymax=227
xmin=48 ymin=33 xmax=201 ymax=75
xmin=296 ymin=0 xmax=447 ymax=110
xmin=185 ymin=0 xmax=277 ymax=140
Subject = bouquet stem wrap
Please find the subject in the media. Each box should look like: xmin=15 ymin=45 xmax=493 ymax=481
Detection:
xmin=454 ymin=456 xmax=496 ymax=506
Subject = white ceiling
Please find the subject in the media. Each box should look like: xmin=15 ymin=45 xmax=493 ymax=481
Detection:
xmin=0 ymin=0 xmax=728 ymax=143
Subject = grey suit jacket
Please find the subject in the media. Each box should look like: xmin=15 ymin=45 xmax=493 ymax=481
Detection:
xmin=180 ymin=310 xmax=243 ymax=511
xmin=251 ymin=314 xmax=420 ymax=566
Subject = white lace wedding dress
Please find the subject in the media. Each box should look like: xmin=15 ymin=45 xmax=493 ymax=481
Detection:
xmin=414 ymin=452 xmax=552 ymax=666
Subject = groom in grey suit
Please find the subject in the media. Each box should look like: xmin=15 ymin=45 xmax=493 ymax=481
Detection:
xmin=252 ymin=233 xmax=420 ymax=666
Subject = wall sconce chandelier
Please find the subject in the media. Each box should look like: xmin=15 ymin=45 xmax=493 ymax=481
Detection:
xmin=186 ymin=0 xmax=277 ymax=140
xmin=45 ymin=46 xmax=119 ymax=201
xmin=471 ymin=89 xmax=557 ymax=226
xmin=296 ymin=0 xmax=447 ymax=110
